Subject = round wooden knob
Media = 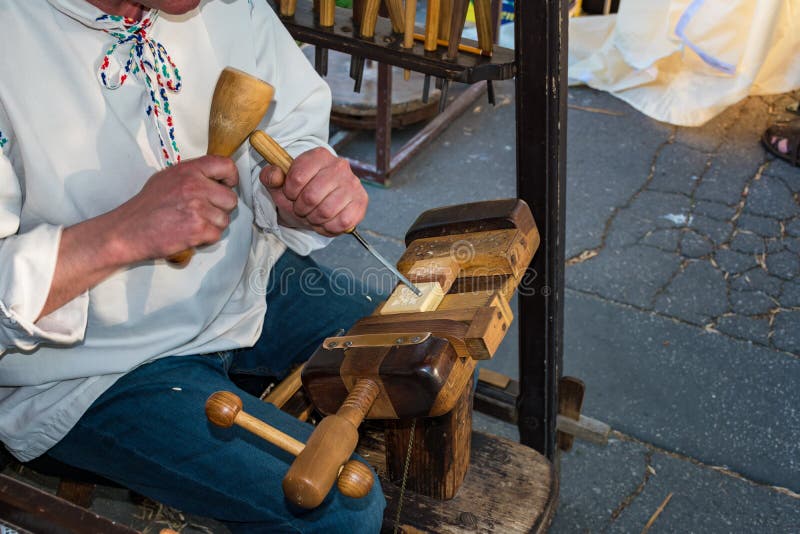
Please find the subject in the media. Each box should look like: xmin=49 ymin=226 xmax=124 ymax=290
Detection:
xmin=337 ymin=460 xmax=374 ymax=499
xmin=205 ymin=391 xmax=243 ymax=428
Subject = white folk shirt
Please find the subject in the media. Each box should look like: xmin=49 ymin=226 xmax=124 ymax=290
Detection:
xmin=0 ymin=0 xmax=333 ymax=461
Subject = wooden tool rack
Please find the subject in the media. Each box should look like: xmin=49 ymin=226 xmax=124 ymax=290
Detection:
xmin=272 ymin=0 xmax=515 ymax=184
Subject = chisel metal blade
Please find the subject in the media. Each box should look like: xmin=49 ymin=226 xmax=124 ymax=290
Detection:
xmin=350 ymin=229 xmax=423 ymax=296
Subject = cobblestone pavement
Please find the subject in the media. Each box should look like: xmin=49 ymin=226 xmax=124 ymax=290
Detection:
xmin=566 ymin=90 xmax=800 ymax=355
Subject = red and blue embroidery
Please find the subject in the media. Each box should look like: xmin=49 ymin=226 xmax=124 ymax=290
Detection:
xmin=96 ymin=13 xmax=183 ymax=166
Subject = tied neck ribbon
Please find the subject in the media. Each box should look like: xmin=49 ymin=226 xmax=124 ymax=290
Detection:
xmin=96 ymin=13 xmax=183 ymax=166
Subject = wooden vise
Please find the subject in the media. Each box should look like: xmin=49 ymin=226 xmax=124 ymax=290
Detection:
xmin=300 ymin=198 xmax=539 ymax=501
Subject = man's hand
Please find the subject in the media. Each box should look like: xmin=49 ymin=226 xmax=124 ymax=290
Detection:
xmin=259 ymin=147 xmax=368 ymax=237
xmin=110 ymin=155 xmax=240 ymax=263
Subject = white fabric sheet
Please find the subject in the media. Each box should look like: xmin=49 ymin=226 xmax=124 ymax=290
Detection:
xmin=568 ymin=0 xmax=800 ymax=126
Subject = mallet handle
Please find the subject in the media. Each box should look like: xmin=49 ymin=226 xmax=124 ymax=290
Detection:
xmin=205 ymin=391 xmax=374 ymax=507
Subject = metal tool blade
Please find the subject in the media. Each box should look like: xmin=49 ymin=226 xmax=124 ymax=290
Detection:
xmin=350 ymin=229 xmax=423 ymax=296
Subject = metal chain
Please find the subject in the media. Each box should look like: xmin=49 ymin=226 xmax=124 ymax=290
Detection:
xmin=393 ymin=418 xmax=416 ymax=534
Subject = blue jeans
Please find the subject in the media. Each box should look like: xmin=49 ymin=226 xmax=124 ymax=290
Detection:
xmin=49 ymin=251 xmax=387 ymax=533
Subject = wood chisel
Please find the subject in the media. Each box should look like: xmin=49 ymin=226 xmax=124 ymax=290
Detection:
xmin=402 ymin=0 xmax=417 ymax=80
xmin=350 ymin=0 xmax=381 ymax=93
xmin=473 ymin=0 xmax=496 ymax=105
xmin=249 ymin=130 xmax=423 ymax=296
xmin=315 ymin=0 xmax=336 ymax=75
xmin=421 ymin=0 xmax=440 ymax=104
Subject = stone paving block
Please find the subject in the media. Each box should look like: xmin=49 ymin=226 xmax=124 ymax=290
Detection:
xmin=564 ymin=290 xmax=800 ymax=490
xmin=640 ymin=228 xmax=681 ymax=252
xmin=648 ymin=143 xmax=708 ymax=195
xmin=695 ymin=144 xmax=762 ymax=205
xmin=729 ymin=290 xmax=776 ymax=316
xmin=608 ymin=449 xmax=800 ymax=534
xmin=772 ymin=310 xmax=800 ymax=355
xmin=629 ymin=191 xmax=694 ymax=230
xmin=766 ymin=249 xmax=800 ymax=280
xmin=736 ymin=213 xmax=782 ymax=238
xmin=766 ymin=237 xmax=785 ymax=253
xmin=764 ymin=158 xmax=800 ymax=189
xmin=730 ymin=268 xmax=783 ymax=297
xmin=653 ymin=260 xmax=727 ymax=324
xmin=713 ymin=248 xmax=758 ymax=274
xmin=605 ymin=208 xmax=653 ymax=249
xmin=680 ymin=230 xmax=713 ymax=258
xmin=550 ymin=438 xmax=648 ymax=534
xmin=566 ymin=246 xmax=681 ymax=309
xmin=744 ymin=175 xmax=799 ymax=219
xmin=689 ymin=215 xmax=734 ymax=246
xmin=730 ymin=231 xmax=766 ymax=255
xmin=715 ymin=315 xmax=771 ymax=346
xmin=693 ymin=200 xmax=736 ymax=221
xmin=781 ymin=280 xmax=800 ymax=308
xmin=786 ymin=218 xmax=800 ymax=237
xmin=786 ymin=237 xmax=800 ymax=254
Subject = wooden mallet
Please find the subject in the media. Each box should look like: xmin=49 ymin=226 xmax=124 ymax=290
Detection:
xmin=166 ymin=68 xmax=274 ymax=266
xmin=205 ymin=391 xmax=374 ymax=508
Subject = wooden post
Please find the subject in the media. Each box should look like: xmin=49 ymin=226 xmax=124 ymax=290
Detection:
xmin=384 ymin=376 xmax=474 ymax=499
xmin=515 ymin=0 xmax=568 ymax=459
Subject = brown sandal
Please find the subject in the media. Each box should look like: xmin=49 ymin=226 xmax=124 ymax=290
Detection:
xmin=762 ymin=124 xmax=800 ymax=167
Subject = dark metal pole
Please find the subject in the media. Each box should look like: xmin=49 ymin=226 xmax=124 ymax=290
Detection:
xmin=515 ymin=0 xmax=568 ymax=459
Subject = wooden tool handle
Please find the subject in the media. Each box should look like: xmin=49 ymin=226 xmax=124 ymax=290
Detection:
xmin=473 ymin=0 xmax=494 ymax=55
xmin=446 ymin=0 xmax=469 ymax=60
xmin=424 ymin=0 xmax=440 ymax=52
xmin=167 ymin=68 xmax=274 ymax=266
xmin=250 ymin=130 xmax=293 ymax=179
xmin=280 ymin=0 xmax=298 ymax=16
xmin=402 ymin=0 xmax=416 ymax=49
xmin=283 ymin=379 xmax=379 ymax=508
xmin=320 ymin=0 xmax=335 ymax=27
xmin=384 ymin=0 xmax=405 ymax=33
xmin=205 ymin=391 xmax=374 ymax=506
xmin=361 ymin=0 xmax=381 ymax=38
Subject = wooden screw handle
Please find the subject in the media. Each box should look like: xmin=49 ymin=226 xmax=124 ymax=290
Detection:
xmin=167 ymin=68 xmax=274 ymax=266
xmin=205 ymin=391 xmax=374 ymax=505
xmin=283 ymin=379 xmax=379 ymax=508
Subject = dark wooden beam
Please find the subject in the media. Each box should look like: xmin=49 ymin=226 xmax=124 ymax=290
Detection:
xmin=278 ymin=0 xmax=515 ymax=83
xmin=515 ymin=0 xmax=568 ymax=459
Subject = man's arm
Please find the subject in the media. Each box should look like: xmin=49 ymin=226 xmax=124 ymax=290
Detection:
xmin=39 ymin=156 xmax=239 ymax=318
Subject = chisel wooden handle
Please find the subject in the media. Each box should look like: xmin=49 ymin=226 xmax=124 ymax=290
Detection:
xmin=280 ymin=0 xmax=298 ymax=17
xmin=402 ymin=0 xmax=417 ymax=80
xmin=361 ymin=0 xmax=381 ymax=38
xmin=250 ymin=130 xmax=293 ymax=178
xmin=424 ymin=0 xmax=440 ymax=51
xmin=205 ymin=391 xmax=374 ymax=508
xmin=384 ymin=0 xmax=405 ymax=33
xmin=446 ymin=0 xmax=469 ymax=60
xmin=474 ymin=0 xmax=493 ymax=55
xmin=320 ymin=0 xmax=335 ymax=26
